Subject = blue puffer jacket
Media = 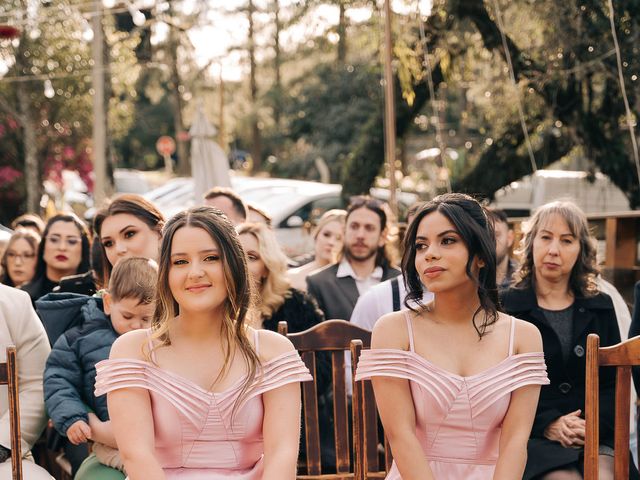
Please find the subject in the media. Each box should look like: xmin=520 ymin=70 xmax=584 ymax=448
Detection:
xmin=43 ymin=296 xmax=118 ymax=436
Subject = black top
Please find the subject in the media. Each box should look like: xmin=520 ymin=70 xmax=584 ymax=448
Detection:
xmin=21 ymin=275 xmax=58 ymax=304
xmin=540 ymin=305 xmax=574 ymax=363
xmin=262 ymin=288 xmax=325 ymax=334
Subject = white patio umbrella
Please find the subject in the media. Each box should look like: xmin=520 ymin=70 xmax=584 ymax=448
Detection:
xmin=189 ymin=107 xmax=231 ymax=202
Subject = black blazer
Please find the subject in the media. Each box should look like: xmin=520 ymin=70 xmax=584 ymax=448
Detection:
xmin=306 ymin=261 xmax=400 ymax=321
xmin=502 ymin=287 xmax=623 ymax=479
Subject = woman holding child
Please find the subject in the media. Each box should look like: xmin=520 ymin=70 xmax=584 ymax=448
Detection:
xmin=355 ymin=193 xmax=549 ymax=479
xmin=96 ymin=206 xmax=311 ymax=479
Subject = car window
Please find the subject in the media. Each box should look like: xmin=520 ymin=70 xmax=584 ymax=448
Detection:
xmin=279 ymin=195 xmax=344 ymax=228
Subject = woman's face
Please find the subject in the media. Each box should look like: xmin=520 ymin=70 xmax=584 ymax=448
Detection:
xmin=414 ymin=211 xmax=479 ymax=294
xmin=100 ymin=213 xmax=161 ymax=267
xmin=315 ymin=220 xmax=344 ymax=264
xmin=532 ymin=213 xmax=581 ymax=284
xmin=168 ymin=226 xmax=228 ymax=315
xmin=5 ymin=238 xmax=37 ymax=286
xmin=43 ymin=221 xmax=83 ymax=279
xmin=239 ymin=233 xmax=268 ymax=292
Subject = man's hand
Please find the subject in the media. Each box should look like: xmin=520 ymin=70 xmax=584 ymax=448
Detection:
xmin=543 ymin=409 xmax=585 ymax=448
xmin=67 ymin=420 xmax=92 ymax=445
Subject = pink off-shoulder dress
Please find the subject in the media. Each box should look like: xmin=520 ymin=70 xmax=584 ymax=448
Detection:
xmin=94 ymin=330 xmax=312 ymax=479
xmin=355 ymin=314 xmax=549 ymax=479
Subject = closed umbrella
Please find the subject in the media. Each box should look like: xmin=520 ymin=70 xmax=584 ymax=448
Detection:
xmin=189 ymin=107 xmax=231 ymax=202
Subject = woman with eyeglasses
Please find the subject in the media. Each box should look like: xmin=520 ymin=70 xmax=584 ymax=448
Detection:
xmin=21 ymin=212 xmax=91 ymax=303
xmin=0 ymin=229 xmax=41 ymax=287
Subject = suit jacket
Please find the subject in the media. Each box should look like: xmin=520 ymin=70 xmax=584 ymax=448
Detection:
xmin=0 ymin=284 xmax=51 ymax=454
xmin=306 ymin=261 xmax=400 ymax=321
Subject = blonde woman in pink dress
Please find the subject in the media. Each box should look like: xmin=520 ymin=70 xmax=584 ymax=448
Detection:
xmin=355 ymin=193 xmax=549 ymax=479
xmin=95 ymin=206 xmax=311 ymax=479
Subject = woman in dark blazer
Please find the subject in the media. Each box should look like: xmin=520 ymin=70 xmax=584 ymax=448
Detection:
xmin=502 ymin=200 xmax=636 ymax=480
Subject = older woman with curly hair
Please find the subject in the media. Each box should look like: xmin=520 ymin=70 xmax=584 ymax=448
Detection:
xmin=501 ymin=200 xmax=638 ymax=480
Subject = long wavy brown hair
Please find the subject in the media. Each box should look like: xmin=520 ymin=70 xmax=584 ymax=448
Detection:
xmin=150 ymin=206 xmax=260 ymax=404
xmin=513 ymin=200 xmax=599 ymax=297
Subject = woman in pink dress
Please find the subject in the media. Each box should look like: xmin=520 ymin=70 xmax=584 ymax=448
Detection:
xmin=355 ymin=193 xmax=549 ymax=479
xmin=95 ymin=206 xmax=312 ymax=479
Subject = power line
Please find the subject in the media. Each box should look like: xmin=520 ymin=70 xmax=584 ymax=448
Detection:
xmin=489 ymin=0 xmax=537 ymax=174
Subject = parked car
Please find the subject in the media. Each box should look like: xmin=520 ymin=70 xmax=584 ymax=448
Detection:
xmin=143 ymin=176 xmax=418 ymax=256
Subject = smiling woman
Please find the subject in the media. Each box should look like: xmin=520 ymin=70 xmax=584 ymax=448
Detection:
xmin=95 ymin=206 xmax=312 ymax=480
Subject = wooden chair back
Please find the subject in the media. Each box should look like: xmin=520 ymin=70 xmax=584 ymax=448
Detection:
xmin=352 ymin=352 xmax=393 ymax=480
xmin=0 ymin=346 xmax=22 ymax=480
xmin=585 ymin=333 xmax=640 ymax=479
xmin=279 ymin=320 xmax=371 ymax=479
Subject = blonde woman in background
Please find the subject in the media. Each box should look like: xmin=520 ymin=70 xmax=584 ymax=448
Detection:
xmin=237 ymin=222 xmax=325 ymax=334
xmin=288 ymin=209 xmax=346 ymax=291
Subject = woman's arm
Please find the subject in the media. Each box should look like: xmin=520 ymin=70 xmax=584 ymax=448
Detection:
xmin=107 ymin=331 xmax=166 ymax=480
xmin=259 ymin=330 xmax=304 ymax=480
xmin=493 ymin=320 xmax=543 ymax=480
xmin=87 ymin=412 xmax=117 ymax=448
xmin=370 ymin=314 xmax=434 ymax=480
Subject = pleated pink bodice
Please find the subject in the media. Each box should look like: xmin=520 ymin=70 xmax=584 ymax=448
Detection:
xmin=355 ymin=314 xmax=549 ymax=479
xmin=95 ymin=330 xmax=312 ymax=479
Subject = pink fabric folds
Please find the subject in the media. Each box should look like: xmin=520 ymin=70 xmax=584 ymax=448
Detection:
xmin=355 ymin=348 xmax=549 ymax=479
xmin=95 ymin=350 xmax=311 ymax=479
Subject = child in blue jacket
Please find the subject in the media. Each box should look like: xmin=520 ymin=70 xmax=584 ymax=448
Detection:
xmin=44 ymin=257 xmax=157 ymax=479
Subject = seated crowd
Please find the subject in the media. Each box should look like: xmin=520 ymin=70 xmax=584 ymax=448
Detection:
xmin=0 ymin=187 xmax=638 ymax=479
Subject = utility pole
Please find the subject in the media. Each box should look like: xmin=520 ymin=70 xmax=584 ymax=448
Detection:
xmin=91 ymin=0 xmax=107 ymax=206
xmin=382 ymin=0 xmax=397 ymax=217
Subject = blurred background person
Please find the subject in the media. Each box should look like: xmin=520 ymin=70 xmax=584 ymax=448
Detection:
xmin=203 ymin=187 xmax=247 ymax=226
xmin=247 ymin=204 xmax=272 ymax=226
xmin=237 ymin=222 xmax=325 ymax=333
xmin=0 ymin=229 xmax=40 ymax=287
xmin=486 ymin=208 xmax=517 ymax=289
xmin=93 ymin=194 xmax=165 ymax=288
xmin=22 ymin=213 xmax=91 ymax=303
xmin=10 ymin=214 xmax=45 ymax=237
xmin=501 ymin=200 xmax=637 ymax=480
xmin=288 ymin=209 xmax=346 ymax=291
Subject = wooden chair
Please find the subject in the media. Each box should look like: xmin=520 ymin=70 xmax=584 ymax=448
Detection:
xmin=278 ymin=320 xmax=372 ymax=480
xmin=585 ymin=333 xmax=640 ymax=479
xmin=352 ymin=345 xmax=393 ymax=480
xmin=0 ymin=346 xmax=22 ymax=480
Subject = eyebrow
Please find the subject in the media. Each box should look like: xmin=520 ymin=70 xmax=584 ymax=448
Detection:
xmin=540 ymin=229 xmax=574 ymax=237
xmin=416 ymin=229 xmax=459 ymax=240
xmin=101 ymin=225 xmax=137 ymax=240
xmin=170 ymin=249 xmax=219 ymax=258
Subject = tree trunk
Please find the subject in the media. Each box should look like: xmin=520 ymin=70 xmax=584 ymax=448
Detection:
xmin=248 ymin=0 xmax=262 ymax=170
xmin=273 ymin=0 xmax=282 ymax=127
xmin=337 ymin=1 xmax=347 ymax=63
xmin=167 ymin=5 xmax=189 ymax=175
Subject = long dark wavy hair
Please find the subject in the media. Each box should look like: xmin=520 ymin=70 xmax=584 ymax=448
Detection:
xmin=402 ymin=193 xmax=499 ymax=339
xmin=150 ymin=206 xmax=260 ymax=407
xmin=513 ymin=200 xmax=599 ymax=297
xmin=32 ymin=212 xmax=91 ymax=281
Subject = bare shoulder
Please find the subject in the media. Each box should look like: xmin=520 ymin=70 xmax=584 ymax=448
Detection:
xmin=109 ymin=328 xmax=150 ymax=361
xmin=252 ymin=328 xmax=296 ymax=363
xmin=507 ymin=314 xmax=543 ymax=354
xmin=371 ymin=310 xmax=410 ymax=350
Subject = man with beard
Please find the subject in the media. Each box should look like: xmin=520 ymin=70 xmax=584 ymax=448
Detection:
xmin=307 ymin=196 xmax=400 ymax=321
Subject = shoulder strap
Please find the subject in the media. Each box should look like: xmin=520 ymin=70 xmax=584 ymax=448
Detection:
xmin=403 ymin=311 xmax=415 ymax=352
xmin=391 ymin=277 xmax=401 ymax=312
xmin=508 ymin=316 xmax=516 ymax=356
xmin=145 ymin=329 xmax=158 ymax=364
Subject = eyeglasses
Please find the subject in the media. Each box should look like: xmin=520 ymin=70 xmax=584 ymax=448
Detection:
xmin=46 ymin=235 xmax=81 ymax=247
xmin=6 ymin=252 xmax=36 ymax=262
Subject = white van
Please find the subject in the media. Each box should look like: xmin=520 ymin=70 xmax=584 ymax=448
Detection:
xmin=491 ymin=170 xmax=630 ymax=216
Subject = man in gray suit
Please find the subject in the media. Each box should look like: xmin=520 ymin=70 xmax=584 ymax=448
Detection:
xmin=307 ymin=196 xmax=400 ymax=321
